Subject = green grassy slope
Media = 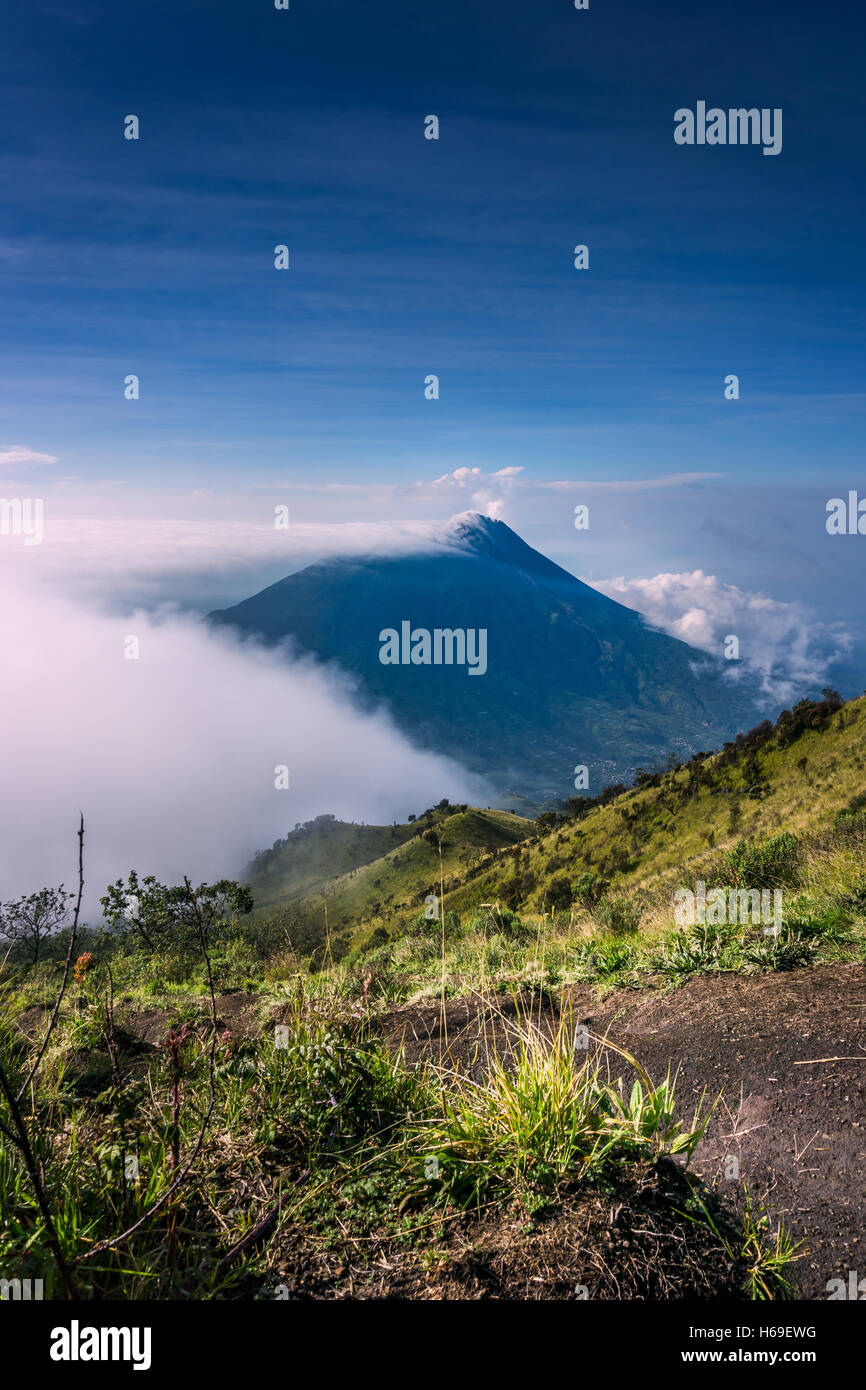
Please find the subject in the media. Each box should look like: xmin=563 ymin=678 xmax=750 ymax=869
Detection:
xmin=252 ymin=693 xmax=866 ymax=959
xmin=249 ymin=805 xmax=534 ymax=939
xmin=248 ymin=812 xmax=432 ymax=907
xmin=444 ymin=693 xmax=866 ymax=920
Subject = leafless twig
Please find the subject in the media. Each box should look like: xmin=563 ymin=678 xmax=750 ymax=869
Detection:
xmin=15 ymin=813 xmax=84 ymax=1103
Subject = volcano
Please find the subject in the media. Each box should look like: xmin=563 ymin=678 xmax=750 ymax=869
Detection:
xmin=209 ymin=512 xmax=762 ymax=808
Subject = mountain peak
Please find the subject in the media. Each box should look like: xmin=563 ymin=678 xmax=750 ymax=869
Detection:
xmin=443 ymin=509 xmax=499 ymax=534
xmin=437 ymin=511 xmax=582 ymax=586
xmin=440 ymin=511 xmax=543 ymax=566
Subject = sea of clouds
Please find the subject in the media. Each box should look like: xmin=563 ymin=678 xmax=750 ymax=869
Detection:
xmin=0 ymin=560 xmax=486 ymax=912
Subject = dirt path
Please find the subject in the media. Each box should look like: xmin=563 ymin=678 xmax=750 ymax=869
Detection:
xmin=380 ymin=963 xmax=866 ymax=1298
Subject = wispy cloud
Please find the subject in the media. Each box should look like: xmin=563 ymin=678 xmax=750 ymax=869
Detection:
xmin=537 ymin=472 xmax=722 ymax=492
xmin=0 ymin=514 xmax=486 ymax=610
xmin=278 ymin=469 xmax=716 ymax=499
xmin=0 ymin=444 xmax=59 ymax=469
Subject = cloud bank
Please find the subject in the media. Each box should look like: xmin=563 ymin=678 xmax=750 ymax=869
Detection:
xmin=0 ymin=516 xmax=481 ymax=611
xmin=0 ymin=575 xmax=485 ymax=913
xmin=591 ymin=569 xmax=852 ymax=702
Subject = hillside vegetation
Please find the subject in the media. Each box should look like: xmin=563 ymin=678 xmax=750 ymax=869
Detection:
xmin=241 ymin=692 xmax=866 ymax=979
xmin=248 ymin=804 xmax=533 ymax=950
xmin=447 ymin=690 xmax=866 ymax=913
xmin=1 ymin=690 xmax=863 ymax=1302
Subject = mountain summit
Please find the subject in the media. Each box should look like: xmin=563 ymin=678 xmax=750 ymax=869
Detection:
xmin=209 ymin=514 xmax=761 ymax=808
xmin=441 ymin=510 xmax=545 ymax=557
xmin=439 ymin=511 xmax=589 ymax=577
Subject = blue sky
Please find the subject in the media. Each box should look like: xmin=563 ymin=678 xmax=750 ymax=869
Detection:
xmin=2 ymin=0 xmax=866 ymax=682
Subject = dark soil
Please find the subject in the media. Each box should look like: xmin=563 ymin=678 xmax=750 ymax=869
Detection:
xmin=267 ymin=1157 xmax=747 ymax=1300
xmin=377 ymin=963 xmax=866 ymax=1298
xmin=18 ymin=966 xmax=861 ymax=1298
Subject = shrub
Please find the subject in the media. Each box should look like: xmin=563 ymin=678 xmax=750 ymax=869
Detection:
xmin=740 ymin=932 xmax=817 ymax=974
xmin=570 ymin=936 xmax=638 ymax=986
xmin=405 ymin=908 xmax=461 ymax=940
xmin=595 ymin=895 xmax=642 ymax=935
xmin=432 ymin=1019 xmax=705 ymax=1204
xmin=362 ymin=926 xmax=390 ymax=952
xmin=466 ymin=905 xmax=530 ymax=938
xmin=652 ymin=924 xmax=734 ymax=981
xmin=101 ymin=873 xmax=253 ymax=954
xmin=573 ymin=870 xmax=609 ymax=907
xmin=835 ymin=792 xmax=866 ymax=837
xmin=544 ymin=875 xmax=573 ymax=912
xmin=500 ymin=870 xmax=537 ymax=909
xmin=0 ymin=886 xmax=75 ymax=965
xmin=713 ymin=834 xmax=801 ymax=890
xmin=262 ymin=1019 xmax=427 ymax=1156
xmin=839 ymin=878 xmax=866 ymax=915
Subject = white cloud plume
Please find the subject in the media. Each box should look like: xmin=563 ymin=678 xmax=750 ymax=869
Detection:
xmin=429 ymin=466 xmax=523 ymax=519
xmin=0 ymin=511 xmax=529 ymax=611
xmin=591 ymin=569 xmax=851 ymax=701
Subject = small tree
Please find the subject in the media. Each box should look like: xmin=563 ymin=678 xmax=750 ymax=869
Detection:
xmin=101 ymin=873 xmax=253 ymax=953
xmin=545 ymin=875 xmax=574 ymax=912
xmin=0 ymin=886 xmax=74 ymax=964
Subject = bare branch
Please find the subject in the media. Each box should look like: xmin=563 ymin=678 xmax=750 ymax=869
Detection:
xmin=16 ymin=813 xmax=85 ymax=1103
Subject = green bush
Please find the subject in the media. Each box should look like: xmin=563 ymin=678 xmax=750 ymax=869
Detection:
xmin=466 ymin=905 xmax=532 ymax=939
xmin=595 ymin=895 xmax=642 ymax=935
xmin=713 ymin=834 xmax=801 ymax=890
xmin=258 ymin=1020 xmax=428 ymax=1157
xmin=839 ymin=877 xmax=866 ymax=915
xmin=406 ymin=908 xmax=461 ymax=940
xmin=835 ymin=792 xmax=866 ymax=837
xmin=652 ymin=923 xmax=734 ymax=981
xmin=544 ymin=875 xmax=573 ymax=911
xmin=573 ymin=871 xmax=609 ymax=906
xmin=740 ymin=932 xmax=817 ymax=973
